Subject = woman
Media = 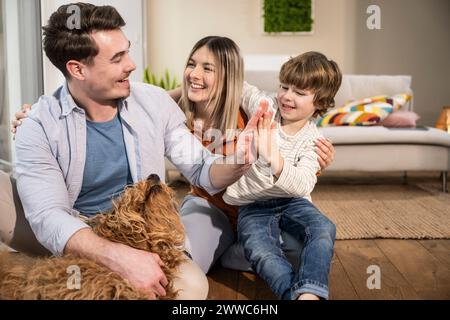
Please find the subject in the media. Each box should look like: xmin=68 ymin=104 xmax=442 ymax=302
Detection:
xmin=11 ymin=36 xmax=335 ymax=273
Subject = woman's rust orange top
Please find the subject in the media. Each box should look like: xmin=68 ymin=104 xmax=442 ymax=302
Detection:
xmin=189 ymin=109 xmax=248 ymax=231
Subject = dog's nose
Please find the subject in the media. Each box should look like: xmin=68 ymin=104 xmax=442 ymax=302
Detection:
xmin=147 ymin=174 xmax=160 ymax=184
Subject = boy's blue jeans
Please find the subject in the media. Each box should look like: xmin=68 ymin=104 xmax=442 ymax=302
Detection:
xmin=237 ymin=197 xmax=336 ymax=300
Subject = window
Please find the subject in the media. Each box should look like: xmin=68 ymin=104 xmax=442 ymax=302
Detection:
xmin=0 ymin=0 xmax=43 ymax=167
xmin=0 ymin=0 xmax=10 ymax=164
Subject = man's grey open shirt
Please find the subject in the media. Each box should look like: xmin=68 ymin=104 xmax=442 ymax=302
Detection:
xmin=14 ymin=82 xmax=223 ymax=256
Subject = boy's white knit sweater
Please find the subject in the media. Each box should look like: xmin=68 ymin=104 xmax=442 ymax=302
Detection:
xmin=223 ymin=82 xmax=323 ymax=206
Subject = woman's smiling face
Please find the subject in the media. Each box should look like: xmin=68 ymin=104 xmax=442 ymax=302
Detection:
xmin=184 ymin=45 xmax=217 ymax=110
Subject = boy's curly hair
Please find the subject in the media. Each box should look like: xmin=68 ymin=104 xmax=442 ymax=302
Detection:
xmin=279 ymin=51 xmax=342 ymax=117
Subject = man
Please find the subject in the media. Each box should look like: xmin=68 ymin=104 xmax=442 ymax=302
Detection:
xmin=14 ymin=3 xmax=266 ymax=299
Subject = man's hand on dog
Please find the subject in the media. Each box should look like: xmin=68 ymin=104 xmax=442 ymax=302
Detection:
xmin=115 ymin=245 xmax=168 ymax=299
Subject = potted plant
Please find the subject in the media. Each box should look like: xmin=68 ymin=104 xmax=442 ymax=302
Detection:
xmin=143 ymin=68 xmax=180 ymax=90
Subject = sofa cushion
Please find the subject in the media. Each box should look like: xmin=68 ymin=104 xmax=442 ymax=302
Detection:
xmin=381 ymin=110 xmax=420 ymax=128
xmin=318 ymin=93 xmax=412 ymax=127
xmin=319 ymin=126 xmax=450 ymax=147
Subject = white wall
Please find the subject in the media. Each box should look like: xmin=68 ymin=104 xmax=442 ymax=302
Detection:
xmin=147 ymin=0 xmax=450 ymax=126
xmin=147 ymin=0 xmax=357 ymax=79
xmin=353 ymin=0 xmax=450 ymax=126
xmin=41 ymin=0 xmax=147 ymax=94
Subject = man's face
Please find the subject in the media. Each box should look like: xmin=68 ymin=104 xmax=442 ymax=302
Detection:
xmin=81 ymin=29 xmax=136 ymax=104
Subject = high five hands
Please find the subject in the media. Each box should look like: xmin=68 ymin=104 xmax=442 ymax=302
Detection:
xmin=233 ymin=99 xmax=335 ymax=174
xmin=234 ymin=100 xmax=271 ymax=165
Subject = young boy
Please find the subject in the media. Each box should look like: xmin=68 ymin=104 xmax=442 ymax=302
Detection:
xmin=223 ymin=51 xmax=342 ymax=300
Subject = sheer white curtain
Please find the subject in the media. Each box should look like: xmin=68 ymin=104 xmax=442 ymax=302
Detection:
xmin=0 ymin=1 xmax=11 ymax=164
xmin=0 ymin=31 xmax=7 ymax=164
xmin=1 ymin=0 xmax=43 ymax=165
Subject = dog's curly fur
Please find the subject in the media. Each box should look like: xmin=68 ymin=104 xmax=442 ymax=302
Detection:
xmin=0 ymin=174 xmax=186 ymax=300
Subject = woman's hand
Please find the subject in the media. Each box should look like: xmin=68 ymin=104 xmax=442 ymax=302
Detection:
xmin=315 ymin=138 xmax=335 ymax=170
xmin=10 ymin=104 xmax=32 ymax=134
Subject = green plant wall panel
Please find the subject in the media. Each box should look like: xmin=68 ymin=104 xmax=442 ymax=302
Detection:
xmin=263 ymin=0 xmax=313 ymax=33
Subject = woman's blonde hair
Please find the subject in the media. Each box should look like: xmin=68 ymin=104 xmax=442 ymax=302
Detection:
xmin=180 ymin=36 xmax=244 ymax=136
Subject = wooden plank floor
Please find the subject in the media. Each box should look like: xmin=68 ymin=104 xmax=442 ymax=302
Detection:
xmin=170 ymin=175 xmax=449 ymax=300
xmin=206 ymin=240 xmax=450 ymax=300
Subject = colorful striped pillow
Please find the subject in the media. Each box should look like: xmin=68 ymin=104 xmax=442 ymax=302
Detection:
xmin=317 ymin=94 xmax=411 ymax=127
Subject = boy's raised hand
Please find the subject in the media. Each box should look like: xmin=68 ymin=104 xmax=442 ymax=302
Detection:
xmin=235 ymin=99 xmax=269 ymax=164
xmin=257 ymin=110 xmax=277 ymax=165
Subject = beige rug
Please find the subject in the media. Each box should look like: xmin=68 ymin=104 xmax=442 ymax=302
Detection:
xmin=312 ymin=183 xmax=450 ymax=240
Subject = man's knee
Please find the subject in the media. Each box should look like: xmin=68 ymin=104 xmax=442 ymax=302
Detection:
xmin=172 ymin=259 xmax=209 ymax=300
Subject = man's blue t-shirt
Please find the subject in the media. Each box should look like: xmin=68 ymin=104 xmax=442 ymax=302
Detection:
xmin=74 ymin=112 xmax=133 ymax=216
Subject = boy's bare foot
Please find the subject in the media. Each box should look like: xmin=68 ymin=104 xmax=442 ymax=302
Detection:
xmin=297 ymin=293 xmax=320 ymax=300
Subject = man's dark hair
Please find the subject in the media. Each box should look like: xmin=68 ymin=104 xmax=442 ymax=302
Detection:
xmin=42 ymin=2 xmax=125 ymax=78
